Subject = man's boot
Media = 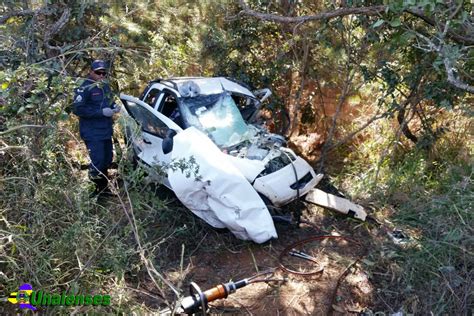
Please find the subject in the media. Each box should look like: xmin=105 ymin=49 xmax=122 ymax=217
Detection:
xmin=90 ymin=176 xmax=102 ymax=198
xmin=97 ymin=172 xmax=114 ymax=197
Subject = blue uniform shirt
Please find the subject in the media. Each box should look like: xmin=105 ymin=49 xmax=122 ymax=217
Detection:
xmin=72 ymin=78 xmax=114 ymax=141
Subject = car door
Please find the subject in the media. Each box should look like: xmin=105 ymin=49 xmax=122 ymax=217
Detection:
xmin=119 ymin=94 xmax=182 ymax=185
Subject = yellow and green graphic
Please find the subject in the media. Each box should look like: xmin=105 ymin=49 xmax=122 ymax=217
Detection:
xmin=8 ymin=283 xmax=110 ymax=310
xmin=8 ymin=283 xmax=36 ymax=311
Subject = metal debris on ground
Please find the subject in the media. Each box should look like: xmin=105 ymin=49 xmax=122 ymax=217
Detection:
xmin=388 ymin=229 xmax=410 ymax=245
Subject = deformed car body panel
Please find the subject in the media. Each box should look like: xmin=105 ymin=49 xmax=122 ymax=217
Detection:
xmin=171 ymin=77 xmax=256 ymax=99
xmin=119 ymin=94 xmax=277 ymax=243
xmin=167 ymin=126 xmax=278 ymax=243
xmin=225 ymin=155 xmax=266 ymax=182
xmin=253 ymin=156 xmax=321 ymax=207
xmin=304 ymin=189 xmax=367 ymax=221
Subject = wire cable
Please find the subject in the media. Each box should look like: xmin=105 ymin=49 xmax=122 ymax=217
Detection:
xmin=278 ymin=235 xmax=362 ymax=276
xmin=281 ymin=149 xmax=302 ymax=225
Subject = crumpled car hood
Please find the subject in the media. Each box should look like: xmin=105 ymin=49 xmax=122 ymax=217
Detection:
xmin=167 ymin=127 xmax=278 ymax=243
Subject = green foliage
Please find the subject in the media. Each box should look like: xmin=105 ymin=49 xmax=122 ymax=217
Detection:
xmin=1 ymin=64 xmax=76 ymax=123
xmin=0 ymin=1 xmax=214 ymax=312
xmin=334 ymin=111 xmax=472 ymax=314
xmin=202 ymin=3 xmax=291 ymax=86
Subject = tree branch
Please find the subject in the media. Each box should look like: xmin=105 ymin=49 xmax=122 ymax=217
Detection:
xmin=238 ymin=2 xmax=386 ymax=24
xmin=444 ymin=56 xmax=474 ymax=93
xmin=249 ymin=0 xmax=474 ymax=94
xmin=414 ymin=31 xmax=474 ymax=93
xmin=0 ymin=124 xmax=47 ymax=135
xmin=406 ymin=8 xmax=474 ymax=45
xmin=0 ymin=145 xmax=29 ymax=152
xmin=237 ymin=2 xmax=474 ymax=46
xmin=43 ymin=7 xmax=71 ymax=53
xmin=318 ymin=70 xmax=355 ymax=172
xmin=289 ymin=40 xmax=310 ymax=137
xmin=0 ymin=7 xmax=52 ymax=24
xmin=326 ymin=109 xmax=392 ymax=152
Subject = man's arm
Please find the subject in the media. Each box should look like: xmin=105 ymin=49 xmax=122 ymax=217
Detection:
xmin=72 ymin=86 xmax=104 ymax=118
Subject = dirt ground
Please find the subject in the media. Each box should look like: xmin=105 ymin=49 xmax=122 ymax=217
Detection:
xmin=194 ymin=215 xmax=373 ymax=315
xmin=138 ymin=204 xmax=382 ymax=315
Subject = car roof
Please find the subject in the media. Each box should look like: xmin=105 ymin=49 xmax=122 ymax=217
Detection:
xmin=153 ymin=77 xmax=256 ymax=99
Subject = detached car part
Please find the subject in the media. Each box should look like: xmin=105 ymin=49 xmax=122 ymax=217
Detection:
xmin=304 ymin=189 xmax=367 ymax=221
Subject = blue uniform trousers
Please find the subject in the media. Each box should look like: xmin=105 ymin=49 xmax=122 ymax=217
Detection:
xmin=85 ymin=139 xmax=113 ymax=177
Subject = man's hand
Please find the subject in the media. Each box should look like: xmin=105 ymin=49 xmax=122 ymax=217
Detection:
xmin=102 ymin=108 xmax=115 ymax=117
xmin=112 ymin=106 xmax=121 ymax=113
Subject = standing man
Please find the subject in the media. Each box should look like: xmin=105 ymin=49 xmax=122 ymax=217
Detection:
xmin=73 ymin=60 xmax=120 ymax=196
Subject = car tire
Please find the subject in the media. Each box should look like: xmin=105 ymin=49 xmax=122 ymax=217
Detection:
xmin=258 ymin=193 xmax=286 ymax=216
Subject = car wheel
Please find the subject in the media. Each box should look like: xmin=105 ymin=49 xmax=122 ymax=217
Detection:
xmin=258 ymin=193 xmax=284 ymax=215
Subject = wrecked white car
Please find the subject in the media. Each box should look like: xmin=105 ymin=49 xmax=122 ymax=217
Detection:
xmin=119 ymin=77 xmax=366 ymax=243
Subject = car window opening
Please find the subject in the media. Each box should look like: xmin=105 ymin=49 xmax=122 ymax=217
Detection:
xmin=123 ymin=100 xmax=169 ymax=138
xmin=144 ymin=89 xmax=160 ymax=108
xmin=232 ymin=94 xmax=258 ymax=121
xmin=179 ymin=92 xmax=253 ymax=148
xmin=160 ymin=93 xmax=185 ymax=128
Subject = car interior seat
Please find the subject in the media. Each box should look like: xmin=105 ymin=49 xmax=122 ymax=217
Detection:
xmin=161 ymin=96 xmax=185 ymax=128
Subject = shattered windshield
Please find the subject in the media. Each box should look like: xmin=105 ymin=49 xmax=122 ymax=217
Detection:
xmin=179 ymin=93 xmax=250 ymax=148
